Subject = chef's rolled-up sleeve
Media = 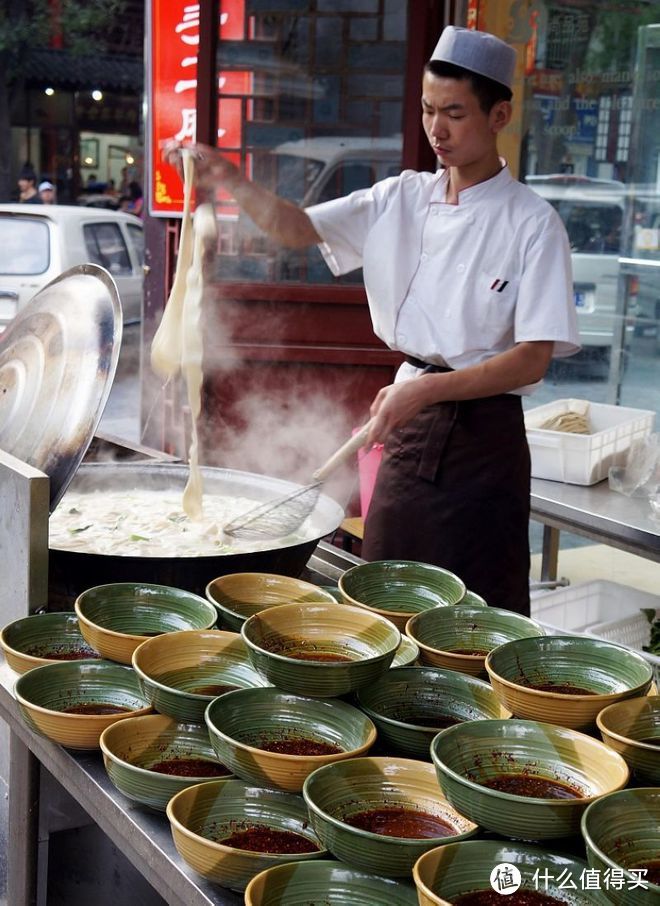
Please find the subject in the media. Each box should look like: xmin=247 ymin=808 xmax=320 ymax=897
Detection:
xmin=305 ymin=184 xmax=384 ymax=277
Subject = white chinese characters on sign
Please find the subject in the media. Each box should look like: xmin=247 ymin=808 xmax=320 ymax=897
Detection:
xmin=173 ymin=4 xmax=230 ymax=141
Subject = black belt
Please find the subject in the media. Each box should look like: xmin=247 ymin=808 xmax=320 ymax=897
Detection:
xmin=405 ymin=355 xmax=453 ymax=374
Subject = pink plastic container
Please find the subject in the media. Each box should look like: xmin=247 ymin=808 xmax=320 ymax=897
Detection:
xmin=357 ymin=441 xmax=383 ymax=519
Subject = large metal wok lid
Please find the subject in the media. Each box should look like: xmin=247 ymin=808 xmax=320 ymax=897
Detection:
xmin=0 ymin=264 xmax=121 ymax=511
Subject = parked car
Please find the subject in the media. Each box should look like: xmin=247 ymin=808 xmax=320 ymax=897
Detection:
xmin=525 ymin=175 xmax=631 ymax=357
xmin=0 ymin=204 xmax=144 ymax=331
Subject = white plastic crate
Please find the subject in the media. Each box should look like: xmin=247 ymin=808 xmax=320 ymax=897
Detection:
xmin=531 ymin=579 xmax=660 ymax=668
xmin=524 ymin=398 xmax=655 ymax=485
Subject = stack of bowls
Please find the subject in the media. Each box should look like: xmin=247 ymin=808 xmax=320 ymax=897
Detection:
xmin=163 ymin=595 xmax=402 ymax=890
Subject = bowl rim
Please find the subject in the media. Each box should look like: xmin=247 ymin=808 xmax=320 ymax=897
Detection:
xmin=204 ymin=688 xmax=377 ymax=761
xmin=240 ymin=602 xmax=401 ymax=667
xmin=430 ymin=718 xmax=630 ymax=804
xmin=166 ymin=778 xmax=327 ymax=858
xmin=580 ymin=788 xmax=660 ymax=891
xmin=75 ymin=583 xmax=217 ymax=638
xmin=356 ymin=666 xmax=506 ymax=729
xmin=412 ymin=840 xmax=591 ymax=901
xmin=245 ymin=857 xmax=420 ymax=901
xmin=131 ymin=629 xmax=253 ymax=700
xmin=339 ymin=560 xmax=466 ymax=616
xmin=99 ymin=713 xmax=230 ymax=780
xmin=302 ymin=755 xmax=479 ymax=844
xmin=595 ymin=695 xmax=660 ymax=750
xmin=485 ymin=634 xmax=654 ymax=700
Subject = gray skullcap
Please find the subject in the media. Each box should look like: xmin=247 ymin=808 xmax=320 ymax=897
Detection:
xmin=430 ymin=26 xmax=516 ymax=90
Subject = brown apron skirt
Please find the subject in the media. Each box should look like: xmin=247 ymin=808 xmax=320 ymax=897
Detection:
xmin=362 ymin=393 xmax=531 ymax=615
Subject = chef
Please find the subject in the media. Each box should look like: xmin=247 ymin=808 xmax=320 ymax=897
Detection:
xmin=167 ymin=26 xmax=580 ymax=615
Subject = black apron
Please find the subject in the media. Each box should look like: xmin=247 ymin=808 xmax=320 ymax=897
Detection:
xmin=362 ymin=375 xmax=531 ymax=615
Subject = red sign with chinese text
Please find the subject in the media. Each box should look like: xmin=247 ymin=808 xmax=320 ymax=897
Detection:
xmin=148 ymin=0 xmax=248 ymax=216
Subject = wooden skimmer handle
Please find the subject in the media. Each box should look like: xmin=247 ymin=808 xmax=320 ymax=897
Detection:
xmin=312 ymin=420 xmax=373 ymax=482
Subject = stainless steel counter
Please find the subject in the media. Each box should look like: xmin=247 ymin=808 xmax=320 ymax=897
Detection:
xmin=530 ymin=477 xmax=660 ymax=581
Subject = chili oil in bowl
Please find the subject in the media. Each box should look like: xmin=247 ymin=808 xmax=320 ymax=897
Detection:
xmin=596 ymin=695 xmax=660 ymax=784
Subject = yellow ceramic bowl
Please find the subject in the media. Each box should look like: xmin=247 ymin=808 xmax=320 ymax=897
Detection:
xmin=206 ymin=572 xmax=337 ymax=632
xmin=14 ymin=659 xmax=152 ymax=750
xmin=75 ymin=583 xmax=217 ymax=665
xmin=597 ymin=695 xmax=660 ymax=784
xmin=485 ymin=635 xmax=654 ymax=730
xmin=241 ymin=602 xmax=400 ymax=698
xmin=132 ymin=629 xmax=269 ymax=723
xmin=167 ymin=778 xmax=326 ymax=891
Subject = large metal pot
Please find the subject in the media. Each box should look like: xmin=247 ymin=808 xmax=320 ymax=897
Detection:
xmin=48 ymin=462 xmax=344 ymax=607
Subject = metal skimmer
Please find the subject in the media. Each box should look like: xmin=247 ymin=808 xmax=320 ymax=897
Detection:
xmin=223 ymin=421 xmax=372 ymax=540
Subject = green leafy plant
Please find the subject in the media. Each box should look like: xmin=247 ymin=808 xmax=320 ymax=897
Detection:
xmin=641 ymin=609 xmax=660 ymax=656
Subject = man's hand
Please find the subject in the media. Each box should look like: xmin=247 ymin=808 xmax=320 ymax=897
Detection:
xmin=367 ymin=377 xmax=435 ymax=445
xmin=161 ymin=140 xmax=240 ymax=192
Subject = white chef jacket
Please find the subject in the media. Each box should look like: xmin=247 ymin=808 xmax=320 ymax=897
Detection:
xmin=306 ymin=163 xmax=581 ymax=394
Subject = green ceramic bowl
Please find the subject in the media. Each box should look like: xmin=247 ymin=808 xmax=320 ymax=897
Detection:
xmin=392 ymin=635 xmax=420 ymax=668
xmin=100 ymin=713 xmax=233 ymax=811
xmin=205 ymin=686 xmax=376 ymax=792
xmin=302 ymin=756 xmax=479 ymax=877
xmin=167 ymin=779 xmax=326 ymax=891
xmin=458 ymin=589 xmax=488 ymax=607
xmin=407 ymin=606 xmax=545 ymax=676
xmin=75 ymin=583 xmax=217 ymax=665
xmin=597 ymin=695 xmax=660 ymax=784
xmin=430 ymin=719 xmax=629 ymax=841
xmin=241 ymin=602 xmax=400 ymax=697
xmin=339 ymin=560 xmax=466 ymax=631
xmin=413 ymin=840 xmax=607 ymax=906
xmin=245 ymin=860 xmax=418 ymax=906
xmin=14 ymin=659 xmax=152 ymax=749
xmin=205 ymin=572 xmax=338 ymax=632
xmin=486 ymin=635 xmax=654 ymax=730
xmin=581 ymin=788 xmax=660 ymax=906
xmin=132 ymin=630 xmax=270 ymax=723
xmin=1 ymin=612 xmax=100 ymax=673
xmin=355 ymin=666 xmax=511 ymax=759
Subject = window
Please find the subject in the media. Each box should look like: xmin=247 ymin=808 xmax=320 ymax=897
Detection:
xmin=83 ymin=223 xmax=132 ymax=275
xmin=0 ymin=218 xmax=49 ymax=275
xmin=127 ymin=223 xmax=144 ymax=267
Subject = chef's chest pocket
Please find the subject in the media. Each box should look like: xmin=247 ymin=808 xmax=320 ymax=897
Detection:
xmin=468 ymin=270 xmax=519 ymax=340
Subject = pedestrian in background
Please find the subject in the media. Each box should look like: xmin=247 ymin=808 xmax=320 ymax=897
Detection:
xmin=38 ymin=180 xmax=57 ymax=204
xmin=17 ymin=165 xmax=42 ymax=204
